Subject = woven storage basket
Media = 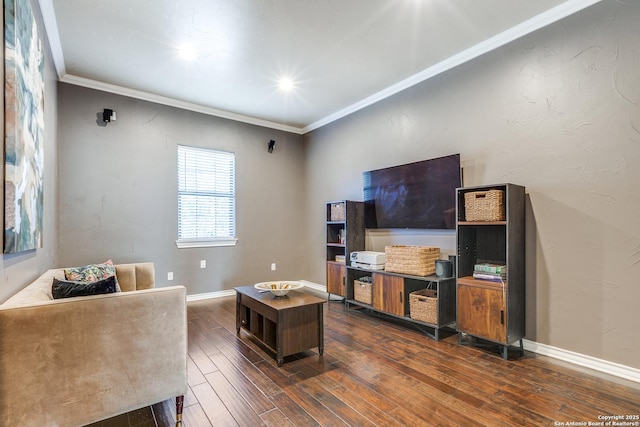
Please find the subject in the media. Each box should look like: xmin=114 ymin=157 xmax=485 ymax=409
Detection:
xmin=464 ymin=190 xmax=505 ymax=221
xmin=409 ymin=289 xmax=438 ymax=324
xmin=384 ymin=245 xmax=440 ymax=276
xmin=330 ymin=202 xmax=345 ymax=221
xmin=353 ymin=280 xmax=373 ymax=305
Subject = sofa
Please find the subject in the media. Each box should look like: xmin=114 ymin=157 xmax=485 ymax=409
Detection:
xmin=0 ymin=262 xmax=188 ymax=427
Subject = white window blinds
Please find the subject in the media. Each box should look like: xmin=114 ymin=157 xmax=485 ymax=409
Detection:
xmin=177 ymin=145 xmax=237 ymax=248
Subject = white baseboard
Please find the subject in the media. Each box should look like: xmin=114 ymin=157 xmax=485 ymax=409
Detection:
xmin=184 ymin=280 xmax=326 ymax=302
xmin=185 ymin=283 xmax=639 ymax=384
xmin=523 ymin=339 xmax=640 ymax=383
xmin=297 ymin=280 xmax=328 ymax=293
xmin=186 ymin=289 xmax=235 ymax=301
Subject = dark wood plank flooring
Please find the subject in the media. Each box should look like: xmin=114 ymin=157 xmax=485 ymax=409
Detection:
xmin=99 ymin=291 xmax=640 ymax=426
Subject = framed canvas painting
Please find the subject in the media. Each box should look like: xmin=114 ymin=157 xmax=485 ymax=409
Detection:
xmin=3 ymin=0 xmax=45 ymax=253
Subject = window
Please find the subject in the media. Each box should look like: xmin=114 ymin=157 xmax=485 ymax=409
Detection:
xmin=176 ymin=145 xmax=237 ymax=248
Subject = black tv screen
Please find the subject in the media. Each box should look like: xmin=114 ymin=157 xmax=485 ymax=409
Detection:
xmin=363 ymin=153 xmax=461 ymax=229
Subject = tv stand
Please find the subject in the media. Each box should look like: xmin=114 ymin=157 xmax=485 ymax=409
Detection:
xmin=344 ymin=266 xmax=456 ymax=340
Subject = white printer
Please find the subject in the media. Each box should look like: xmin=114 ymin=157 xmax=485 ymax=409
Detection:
xmin=350 ymin=251 xmax=386 ymax=270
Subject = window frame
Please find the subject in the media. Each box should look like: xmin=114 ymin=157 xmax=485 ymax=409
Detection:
xmin=176 ymin=144 xmax=237 ymax=249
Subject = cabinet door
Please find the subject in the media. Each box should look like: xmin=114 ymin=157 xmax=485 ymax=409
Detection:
xmin=373 ymin=273 xmax=405 ymax=316
xmin=326 ymin=262 xmax=346 ymax=296
xmin=457 ymin=284 xmax=506 ymax=343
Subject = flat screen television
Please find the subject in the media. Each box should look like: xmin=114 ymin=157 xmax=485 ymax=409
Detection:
xmin=363 ymin=153 xmax=461 ymax=230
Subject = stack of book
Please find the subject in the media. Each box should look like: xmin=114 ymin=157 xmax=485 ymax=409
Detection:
xmin=473 ymin=263 xmax=507 ymax=282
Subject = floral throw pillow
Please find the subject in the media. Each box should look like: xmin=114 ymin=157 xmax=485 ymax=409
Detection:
xmin=64 ymin=260 xmax=120 ymax=291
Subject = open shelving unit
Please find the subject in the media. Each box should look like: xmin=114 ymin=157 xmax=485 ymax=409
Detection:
xmin=325 ymin=201 xmax=365 ymax=299
xmin=456 ymin=183 xmax=526 ymax=359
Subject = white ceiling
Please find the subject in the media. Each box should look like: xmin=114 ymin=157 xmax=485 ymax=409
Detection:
xmin=41 ymin=0 xmax=602 ymax=134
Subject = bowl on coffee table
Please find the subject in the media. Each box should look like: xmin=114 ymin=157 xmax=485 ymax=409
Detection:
xmin=254 ymin=281 xmax=304 ymax=297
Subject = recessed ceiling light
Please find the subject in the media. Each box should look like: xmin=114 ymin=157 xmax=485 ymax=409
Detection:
xmin=178 ymin=44 xmax=196 ymax=61
xmin=278 ymin=77 xmax=295 ymax=92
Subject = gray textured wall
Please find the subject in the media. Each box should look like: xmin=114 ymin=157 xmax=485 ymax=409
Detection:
xmin=57 ymin=84 xmax=305 ymax=294
xmin=5 ymin=0 xmax=638 ymax=372
xmin=304 ymin=0 xmax=640 ymax=369
xmin=0 ymin=0 xmax=59 ymax=304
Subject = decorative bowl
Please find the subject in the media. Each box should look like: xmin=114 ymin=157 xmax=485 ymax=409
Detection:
xmin=254 ymin=281 xmax=304 ymax=297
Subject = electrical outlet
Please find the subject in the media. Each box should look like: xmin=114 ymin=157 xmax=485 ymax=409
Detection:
xmin=167 ymin=272 xmax=173 ymax=281
xmin=200 ymin=260 xmax=206 ymax=268
xmin=271 ymin=263 xmax=276 ymax=271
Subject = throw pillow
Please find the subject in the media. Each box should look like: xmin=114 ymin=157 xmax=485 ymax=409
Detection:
xmin=64 ymin=260 xmax=115 ymax=283
xmin=64 ymin=260 xmax=121 ymax=292
xmin=52 ymin=276 xmax=119 ymax=299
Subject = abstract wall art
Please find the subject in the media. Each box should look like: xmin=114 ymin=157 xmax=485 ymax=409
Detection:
xmin=3 ymin=0 xmax=45 ymax=253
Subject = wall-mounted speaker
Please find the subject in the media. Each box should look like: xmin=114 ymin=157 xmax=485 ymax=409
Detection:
xmin=435 ymin=260 xmax=453 ymax=278
xmin=102 ymin=108 xmax=116 ymax=123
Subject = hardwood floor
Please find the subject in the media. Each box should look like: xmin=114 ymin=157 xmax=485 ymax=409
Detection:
xmin=109 ymin=291 xmax=640 ymax=426
xmin=85 ymin=404 xmax=171 ymax=427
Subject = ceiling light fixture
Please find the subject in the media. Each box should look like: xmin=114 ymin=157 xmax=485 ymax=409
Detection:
xmin=278 ymin=77 xmax=295 ymax=92
xmin=178 ymin=44 xmax=196 ymax=61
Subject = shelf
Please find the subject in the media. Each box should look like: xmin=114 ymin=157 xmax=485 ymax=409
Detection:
xmin=456 ymin=184 xmax=525 ymax=359
xmin=347 ymin=266 xmax=442 ymax=282
xmin=457 ymin=276 xmax=506 ymax=290
xmin=345 ymin=299 xmax=455 ymax=340
xmin=348 ymin=298 xmax=442 ymax=324
xmin=346 ymin=299 xmax=373 ymax=310
xmin=326 ymin=201 xmax=365 ymax=301
xmin=458 ymin=221 xmax=506 ymax=226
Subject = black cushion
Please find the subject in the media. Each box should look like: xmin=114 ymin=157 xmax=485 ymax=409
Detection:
xmin=52 ymin=275 xmax=119 ymax=299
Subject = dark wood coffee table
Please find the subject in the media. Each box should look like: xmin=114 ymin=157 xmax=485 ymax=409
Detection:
xmin=235 ymin=285 xmax=326 ymax=366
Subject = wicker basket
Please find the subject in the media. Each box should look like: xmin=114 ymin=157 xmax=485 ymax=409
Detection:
xmin=409 ymin=289 xmax=438 ymax=324
xmin=354 ymin=280 xmax=373 ymax=305
xmin=464 ymin=190 xmax=505 ymax=221
xmin=384 ymin=245 xmax=440 ymax=276
xmin=330 ymin=202 xmax=345 ymax=221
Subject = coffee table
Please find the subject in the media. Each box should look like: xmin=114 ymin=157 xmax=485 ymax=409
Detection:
xmin=235 ymin=285 xmax=326 ymax=366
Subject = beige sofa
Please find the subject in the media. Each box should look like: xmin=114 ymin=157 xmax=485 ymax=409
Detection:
xmin=0 ymin=262 xmax=187 ymax=427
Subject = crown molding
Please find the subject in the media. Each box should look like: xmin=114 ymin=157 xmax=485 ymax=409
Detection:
xmin=38 ymin=0 xmax=602 ymax=134
xmin=303 ymin=0 xmax=604 ymax=133
xmin=38 ymin=2 xmax=304 ymax=134
xmin=60 ymin=74 xmax=305 ymax=134
xmin=37 ymin=0 xmax=65 ymax=79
